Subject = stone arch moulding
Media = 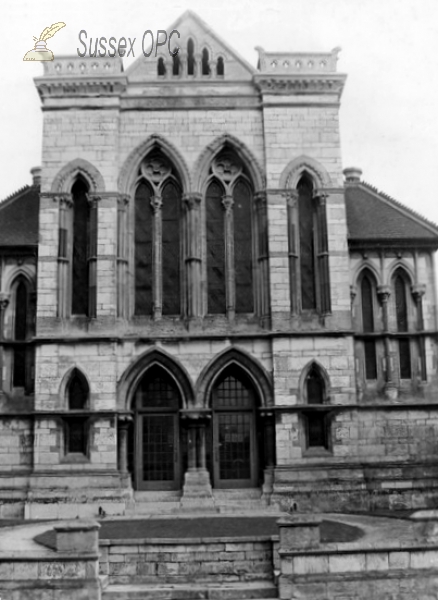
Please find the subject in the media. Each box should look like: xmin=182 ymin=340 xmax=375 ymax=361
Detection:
xmin=193 ymin=134 xmax=266 ymax=194
xmin=118 ymin=134 xmax=191 ymax=195
xmin=386 ymin=260 xmax=415 ymax=287
xmin=196 ymin=346 xmax=273 ymax=408
xmin=279 ymin=155 xmax=333 ymax=190
xmin=4 ymin=267 xmax=35 ymax=295
xmin=353 ymin=263 xmax=382 ymax=289
xmin=59 ymin=365 xmax=92 ymax=410
xmin=50 ymin=158 xmax=106 ymax=193
xmin=117 ymin=347 xmax=195 ymax=411
xmin=298 ymin=359 xmax=331 ymax=403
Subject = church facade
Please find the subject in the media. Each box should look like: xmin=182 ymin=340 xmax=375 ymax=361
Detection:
xmin=1 ymin=11 xmax=438 ymax=518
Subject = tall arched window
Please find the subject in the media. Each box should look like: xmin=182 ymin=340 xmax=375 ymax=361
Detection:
xmin=288 ymin=173 xmax=331 ymax=314
xmin=65 ymin=369 xmax=89 ymax=455
xmin=303 ymin=365 xmax=329 ymax=450
xmin=206 ymin=180 xmax=226 ymax=314
xmin=394 ymin=270 xmax=411 ymax=379
xmin=172 ymin=52 xmax=180 ymax=76
xmin=134 ymin=151 xmax=182 ymax=317
xmin=187 ymin=38 xmax=195 ymax=75
xmin=216 ymin=56 xmax=224 ymax=76
xmin=70 ymin=178 xmax=97 ymax=317
xmin=202 ymin=48 xmax=210 ymax=75
xmin=12 ymin=278 xmax=34 ymax=391
xmin=361 ymin=272 xmax=377 ymax=380
xmin=157 ymin=57 xmax=166 ymax=76
xmin=135 ymin=182 xmax=153 ymax=315
xmin=206 ymin=150 xmax=254 ymax=316
xmin=298 ymin=176 xmax=316 ymax=310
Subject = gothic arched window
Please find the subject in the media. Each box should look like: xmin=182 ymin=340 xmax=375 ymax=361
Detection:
xmin=70 ymin=178 xmax=97 ymax=317
xmin=216 ymin=56 xmax=224 ymax=76
xmin=187 ymin=38 xmax=195 ymax=75
xmin=361 ymin=272 xmax=377 ymax=380
xmin=134 ymin=151 xmax=182 ymax=317
xmin=157 ymin=57 xmax=166 ymax=76
xmin=202 ymin=48 xmax=210 ymax=75
xmin=65 ymin=369 xmax=89 ymax=455
xmin=303 ymin=365 xmax=329 ymax=450
xmin=206 ymin=150 xmax=254 ymax=316
xmin=288 ymin=173 xmax=331 ymax=315
xmin=394 ymin=269 xmax=411 ymax=379
xmin=11 ymin=277 xmax=34 ymax=392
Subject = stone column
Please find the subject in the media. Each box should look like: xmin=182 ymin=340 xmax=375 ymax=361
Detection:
xmin=314 ymin=192 xmax=331 ymax=314
xmin=57 ymin=194 xmax=73 ymax=318
xmin=222 ymin=195 xmax=235 ymax=320
xmin=412 ymin=284 xmax=427 ymax=380
xmin=378 ymin=285 xmax=396 ymax=397
xmin=286 ymin=191 xmax=299 ymax=315
xmin=255 ymin=191 xmax=270 ymax=319
xmin=0 ymin=295 xmax=9 ymax=395
xmin=150 ymin=195 xmax=163 ymax=319
xmin=261 ymin=411 xmax=276 ymax=505
xmin=117 ymin=195 xmax=129 ymax=318
xmin=118 ymin=417 xmax=132 ymax=475
xmin=183 ymin=193 xmax=202 ymax=318
xmin=181 ymin=413 xmax=214 ymax=510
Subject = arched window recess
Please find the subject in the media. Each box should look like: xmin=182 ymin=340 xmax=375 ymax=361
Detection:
xmin=287 ymin=172 xmax=330 ymax=315
xmin=134 ymin=150 xmax=182 ymax=318
xmin=301 ymin=363 xmax=330 ymax=452
xmin=392 ymin=268 xmax=413 ymax=381
xmin=64 ymin=369 xmax=90 ymax=457
xmin=10 ymin=276 xmax=35 ymax=394
xmin=205 ymin=149 xmax=255 ymax=317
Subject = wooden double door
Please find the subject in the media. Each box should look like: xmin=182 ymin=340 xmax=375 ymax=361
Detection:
xmin=133 ymin=365 xmax=260 ymax=491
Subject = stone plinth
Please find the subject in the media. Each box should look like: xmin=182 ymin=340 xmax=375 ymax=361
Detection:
xmin=277 ymin=516 xmax=321 ymax=550
xmin=55 ymin=520 xmax=100 ymax=553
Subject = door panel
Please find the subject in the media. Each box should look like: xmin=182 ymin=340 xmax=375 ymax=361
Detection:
xmin=137 ymin=414 xmax=179 ymax=490
xmin=213 ymin=411 xmax=257 ymax=488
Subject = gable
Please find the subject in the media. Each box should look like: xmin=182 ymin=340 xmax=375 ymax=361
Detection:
xmin=126 ymin=10 xmax=255 ymax=83
xmin=345 ymin=183 xmax=438 ymax=245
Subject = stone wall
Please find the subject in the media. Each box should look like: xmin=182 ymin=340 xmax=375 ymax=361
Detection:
xmin=99 ymin=536 xmax=277 ymax=584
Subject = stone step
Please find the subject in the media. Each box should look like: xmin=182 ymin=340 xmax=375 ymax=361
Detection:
xmin=102 ymin=581 xmax=277 ymax=600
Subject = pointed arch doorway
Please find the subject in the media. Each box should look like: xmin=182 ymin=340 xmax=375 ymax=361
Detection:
xmin=208 ymin=365 xmax=260 ymax=489
xmin=133 ymin=365 xmax=183 ymax=491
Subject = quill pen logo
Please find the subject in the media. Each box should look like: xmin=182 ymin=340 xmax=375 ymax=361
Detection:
xmin=23 ymin=22 xmax=66 ymax=61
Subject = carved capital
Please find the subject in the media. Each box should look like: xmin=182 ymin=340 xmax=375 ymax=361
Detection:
xmin=86 ymin=193 xmax=101 ymax=206
xmin=313 ymin=190 xmax=329 ymax=205
xmin=0 ymin=295 xmax=10 ymax=311
xmin=350 ymin=285 xmax=357 ymax=304
xmin=221 ymin=195 xmax=234 ymax=213
xmin=150 ymin=195 xmax=163 ymax=212
xmin=182 ymin=193 xmax=202 ymax=210
xmin=411 ymin=284 xmax=426 ymax=300
xmin=254 ymin=191 xmax=267 ymax=209
xmin=284 ymin=190 xmax=299 ymax=207
xmin=117 ymin=194 xmax=130 ymax=208
xmin=377 ymin=285 xmax=391 ymax=303
xmin=56 ymin=194 xmax=73 ymax=208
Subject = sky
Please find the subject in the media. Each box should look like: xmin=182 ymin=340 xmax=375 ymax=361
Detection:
xmin=1 ymin=0 xmax=438 ymax=226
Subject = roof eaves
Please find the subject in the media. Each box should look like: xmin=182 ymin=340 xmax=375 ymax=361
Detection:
xmin=358 ymin=181 xmax=438 ymax=236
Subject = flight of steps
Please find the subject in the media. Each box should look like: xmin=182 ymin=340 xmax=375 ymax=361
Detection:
xmin=102 ymin=581 xmax=278 ymax=600
xmin=125 ymin=489 xmax=272 ymax=516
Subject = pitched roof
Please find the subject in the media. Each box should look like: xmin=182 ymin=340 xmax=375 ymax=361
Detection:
xmin=0 ymin=185 xmax=39 ymax=247
xmin=345 ymin=182 xmax=438 ymax=245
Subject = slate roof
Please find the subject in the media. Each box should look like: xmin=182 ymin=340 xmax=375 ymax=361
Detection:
xmin=345 ymin=182 xmax=438 ymax=245
xmin=0 ymin=184 xmax=39 ymax=247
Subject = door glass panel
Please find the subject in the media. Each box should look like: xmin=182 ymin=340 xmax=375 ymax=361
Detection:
xmin=142 ymin=415 xmax=175 ymax=482
xmin=218 ymin=413 xmax=251 ymax=480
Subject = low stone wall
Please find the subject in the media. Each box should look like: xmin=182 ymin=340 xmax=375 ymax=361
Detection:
xmin=0 ymin=521 xmax=102 ymax=600
xmin=277 ymin=516 xmax=438 ymax=600
xmin=99 ymin=536 xmax=279 ymax=584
